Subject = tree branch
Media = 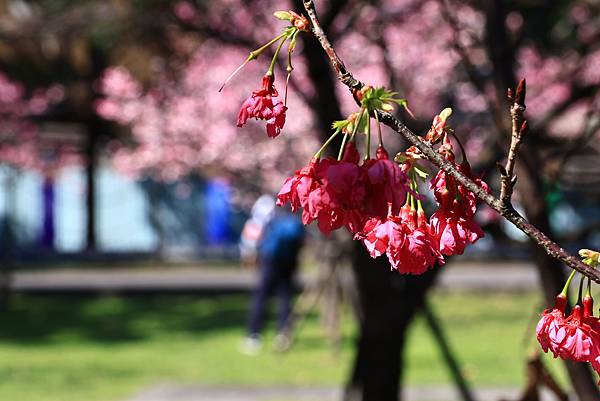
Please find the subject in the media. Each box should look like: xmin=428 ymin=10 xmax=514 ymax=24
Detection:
xmin=500 ymin=79 xmax=527 ymax=206
xmin=302 ymin=0 xmax=600 ymax=283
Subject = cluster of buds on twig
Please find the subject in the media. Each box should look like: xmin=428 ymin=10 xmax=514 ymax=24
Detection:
xmin=277 ymin=88 xmax=489 ymax=274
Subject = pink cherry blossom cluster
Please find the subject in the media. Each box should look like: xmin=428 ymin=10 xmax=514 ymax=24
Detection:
xmin=272 ymin=104 xmax=489 ymax=275
xmin=277 ymin=143 xmax=408 ymax=235
xmin=537 ymin=252 xmax=600 ymax=383
xmin=0 ymin=71 xmax=71 ymax=171
xmin=237 ymin=74 xmax=287 ymax=138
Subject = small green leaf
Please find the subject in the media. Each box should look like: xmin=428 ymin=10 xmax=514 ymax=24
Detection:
xmin=360 ymin=85 xmax=411 ymax=114
xmin=283 ymin=26 xmax=297 ymax=38
xmin=413 ymin=166 xmax=429 ymax=180
xmin=579 ymin=249 xmax=600 ymax=267
xmin=332 ymin=120 xmax=350 ymax=130
xmin=439 ymin=107 xmax=452 ymax=122
xmin=394 ymin=153 xmax=408 ymax=163
xmin=390 ymin=98 xmax=408 ymax=106
xmin=274 ymin=11 xmax=292 ymax=21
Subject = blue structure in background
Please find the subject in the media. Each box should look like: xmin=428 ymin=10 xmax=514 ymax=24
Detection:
xmin=0 ymin=164 xmax=238 ymax=259
xmin=40 ymin=176 xmax=55 ymax=249
xmin=202 ymin=180 xmax=231 ymax=245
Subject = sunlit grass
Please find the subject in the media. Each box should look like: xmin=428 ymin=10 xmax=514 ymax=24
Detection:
xmin=0 ymin=290 xmax=569 ymax=401
xmin=406 ymin=291 xmax=567 ymax=386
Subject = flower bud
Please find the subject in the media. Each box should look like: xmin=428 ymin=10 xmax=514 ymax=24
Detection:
xmin=583 ymin=294 xmax=594 ymax=318
xmin=289 ymin=11 xmax=310 ymax=31
xmin=376 ymin=145 xmax=389 ymax=160
xmin=342 ymin=141 xmax=360 ymax=164
xmin=554 ymin=293 xmax=567 ymax=312
xmin=417 ymin=209 xmax=428 ymax=230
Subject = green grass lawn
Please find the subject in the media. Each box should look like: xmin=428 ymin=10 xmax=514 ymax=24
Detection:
xmin=0 ymin=290 xmax=568 ymax=401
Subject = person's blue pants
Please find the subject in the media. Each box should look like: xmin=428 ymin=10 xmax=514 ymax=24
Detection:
xmin=247 ymin=258 xmax=296 ymax=337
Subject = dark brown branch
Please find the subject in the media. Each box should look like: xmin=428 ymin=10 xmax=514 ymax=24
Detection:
xmin=500 ymin=79 xmax=528 ymax=205
xmin=302 ymin=0 xmax=600 ymax=283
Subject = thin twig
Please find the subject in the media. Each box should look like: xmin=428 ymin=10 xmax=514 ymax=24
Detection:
xmin=500 ymin=79 xmax=528 ymax=205
xmin=301 ymin=0 xmax=600 ymax=283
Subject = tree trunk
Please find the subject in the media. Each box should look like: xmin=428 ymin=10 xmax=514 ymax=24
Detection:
xmin=85 ymin=122 xmax=99 ymax=251
xmin=41 ymin=174 xmax=55 ymax=249
xmin=345 ymin=243 xmax=440 ymax=401
xmin=0 ymin=168 xmax=17 ymax=310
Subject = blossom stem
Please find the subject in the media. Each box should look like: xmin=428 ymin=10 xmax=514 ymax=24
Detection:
xmin=450 ymin=131 xmax=468 ymax=163
xmin=284 ymin=57 xmax=292 ymax=106
xmin=218 ymin=33 xmax=286 ymax=92
xmin=314 ymin=130 xmax=340 ymax=159
xmin=349 ymin=108 xmax=366 ymax=143
xmin=339 ymin=108 xmax=365 ymax=160
xmin=219 ymin=60 xmax=251 ymax=92
xmin=267 ymin=36 xmax=288 ymax=76
xmin=561 ymin=269 xmax=577 ymax=297
xmin=364 ymin=115 xmax=371 ymax=160
xmin=338 ymin=132 xmax=349 ymax=160
xmin=374 ymin=110 xmax=384 ymax=147
xmin=254 ymin=33 xmax=287 ymax=59
xmin=409 ymin=178 xmax=416 ymax=210
xmin=284 ymin=31 xmax=299 ymax=106
xmin=412 ymin=172 xmax=425 ymax=212
xmin=577 ymin=275 xmax=585 ymax=304
xmin=586 ymin=277 xmax=592 ymax=297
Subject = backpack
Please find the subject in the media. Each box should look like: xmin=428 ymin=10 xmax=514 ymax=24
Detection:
xmin=258 ymin=213 xmax=305 ymax=263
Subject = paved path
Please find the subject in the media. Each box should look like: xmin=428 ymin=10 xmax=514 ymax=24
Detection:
xmin=9 ymin=266 xmax=255 ymax=294
xmin=6 ymin=260 xmax=539 ymax=294
xmin=125 ymin=383 xmax=551 ymax=401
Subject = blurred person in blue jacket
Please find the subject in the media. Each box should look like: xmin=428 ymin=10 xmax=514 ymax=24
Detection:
xmin=239 ymin=194 xmax=276 ymax=268
xmin=241 ymin=202 xmax=305 ymax=355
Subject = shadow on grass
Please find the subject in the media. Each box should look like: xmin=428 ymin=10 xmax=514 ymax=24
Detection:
xmin=0 ymin=294 xmax=249 ymax=344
